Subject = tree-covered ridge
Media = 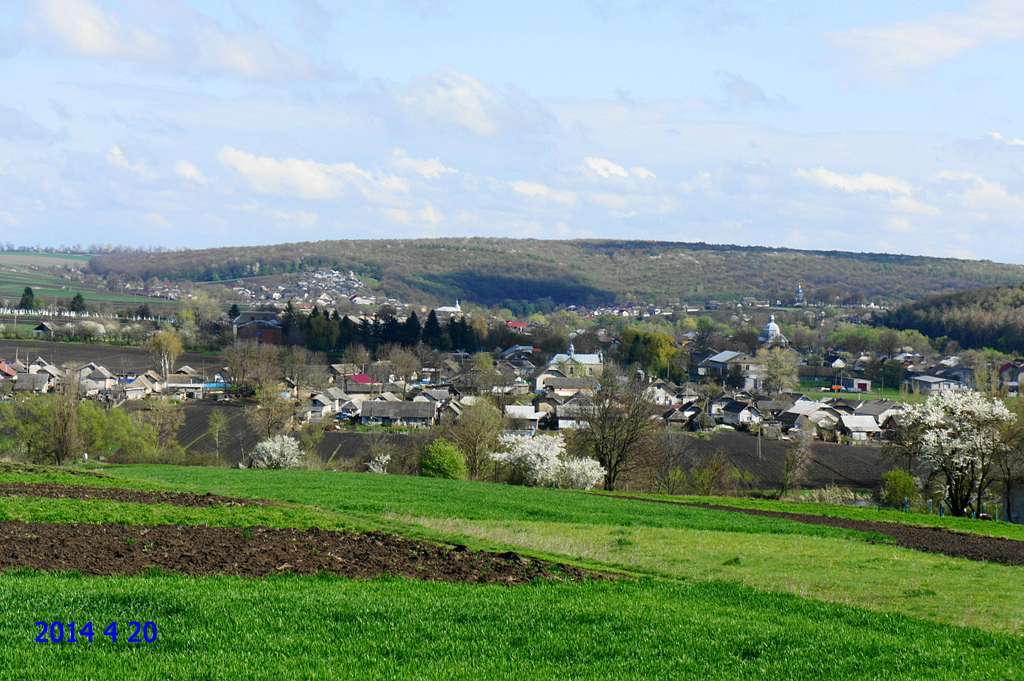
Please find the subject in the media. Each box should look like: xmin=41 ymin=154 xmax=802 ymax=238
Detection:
xmin=88 ymin=238 xmax=1024 ymax=307
xmin=881 ymin=284 xmax=1024 ymax=354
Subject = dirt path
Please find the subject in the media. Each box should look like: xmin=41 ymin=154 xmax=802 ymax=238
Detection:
xmin=0 ymin=483 xmax=266 ymax=508
xmin=0 ymin=522 xmax=597 ymax=583
xmin=612 ymin=495 xmax=1024 ymax=566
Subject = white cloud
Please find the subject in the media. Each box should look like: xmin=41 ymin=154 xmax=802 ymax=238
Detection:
xmin=35 ymin=0 xmax=167 ymax=61
xmin=391 ymin=148 xmax=456 ymax=179
xmin=989 ymin=131 xmax=1024 ymax=147
xmin=796 ymin=167 xmax=912 ymax=195
xmin=237 ymin=203 xmax=318 ymax=226
xmin=174 ymin=160 xmax=206 ymax=184
xmin=890 ymin=195 xmax=940 ymax=216
xmin=106 ymin=145 xmax=151 ymax=178
xmin=398 ymin=71 xmax=501 ymax=136
xmin=832 ymin=0 xmax=1024 ymax=74
xmin=583 ymin=156 xmax=656 ymax=180
xmin=31 ymin=0 xmax=312 ymax=79
xmin=382 ymin=202 xmax=444 ymax=226
xmin=218 ymin=147 xmax=407 ymax=202
xmin=630 ymin=166 xmax=656 ymax=180
xmin=583 ymin=156 xmax=629 ymax=178
xmin=937 ymin=170 xmax=1024 ymax=213
xmin=510 ymin=180 xmax=578 ymax=206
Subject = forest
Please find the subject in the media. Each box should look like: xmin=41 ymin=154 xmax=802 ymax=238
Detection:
xmin=880 ymin=284 xmax=1024 ymax=354
xmin=88 ymin=238 xmax=1024 ymax=308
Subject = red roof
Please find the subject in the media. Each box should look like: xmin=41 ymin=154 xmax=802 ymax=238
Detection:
xmin=0 ymin=361 xmax=15 ymax=378
xmin=349 ymin=373 xmax=372 ymax=385
xmin=506 ymin=321 xmax=528 ymax=329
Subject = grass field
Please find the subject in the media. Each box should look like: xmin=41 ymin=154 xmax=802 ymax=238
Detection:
xmin=798 ymin=380 xmax=926 ymax=404
xmin=0 ymin=254 xmax=174 ymax=309
xmin=0 ymin=464 xmax=1022 ymax=678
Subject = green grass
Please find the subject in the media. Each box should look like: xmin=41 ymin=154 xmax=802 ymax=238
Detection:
xmin=101 ymin=466 xmax=1024 ymax=633
xmin=607 ymin=492 xmax=1024 ymax=542
xmin=1 ymin=574 xmax=1022 ymax=680
xmin=3 ymin=463 xmax=1024 ymax=676
xmin=101 ymin=466 xmax=883 ymax=542
xmin=0 ymin=496 xmax=353 ymax=531
xmin=798 ymin=380 xmax=925 ymax=404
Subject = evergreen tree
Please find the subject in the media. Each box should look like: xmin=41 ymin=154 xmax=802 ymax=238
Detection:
xmin=228 ymin=303 xmax=241 ymax=319
xmin=18 ymin=286 xmax=35 ymax=310
xmin=402 ymin=311 xmax=422 ymax=346
xmin=69 ymin=293 xmax=87 ymax=313
xmin=423 ymin=310 xmax=444 ymax=348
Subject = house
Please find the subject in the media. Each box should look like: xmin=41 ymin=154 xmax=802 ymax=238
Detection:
xmin=854 ymin=400 xmax=905 ymax=429
xmin=699 ymin=351 xmax=767 ymax=391
xmin=233 ymin=311 xmax=284 ymax=345
xmin=839 ymin=376 xmax=872 ymax=392
xmin=164 ymin=372 xmax=205 ymax=399
xmin=360 ymin=401 xmax=438 ymax=427
xmin=504 ymin=404 xmax=543 ymax=432
xmin=542 ymin=376 xmax=600 ymax=398
xmin=554 ymin=396 xmax=596 ymax=430
xmin=33 ymin=321 xmax=57 ymax=338
xmin=838 ymin=414 xmax=882 ymax=442
xmin=906 ymin=375 xmax=960 ymax=395
xmin=505 ymin=321 xmax=530 ymax=335
xmin=124 ymin=375 xmax=156 ymax=400
xmin=77 ymin=363 xmax=117 ymax=395
xmin=644 ymin=379 xmax=680 ymax=407
xmin=14 ymin=372 xmax=52 ymax=393
xmin=0 ymin=361 xmax=16 ymax=382
xmin=720 ymin=400 xmax=762 ymax=429
xmin=534 ymin=344 xmax=603 ymax=391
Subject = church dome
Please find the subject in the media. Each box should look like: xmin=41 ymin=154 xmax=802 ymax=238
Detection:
xmin=759 ymin=314 xmax=788 ymax=346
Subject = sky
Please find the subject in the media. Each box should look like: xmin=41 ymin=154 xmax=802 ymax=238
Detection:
xmin=2 ymin=1 xmax=1024 ymax=262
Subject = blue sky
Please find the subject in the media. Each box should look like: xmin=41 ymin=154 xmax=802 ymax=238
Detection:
xmin=2 ymin=1 xmax=1024 ymax=262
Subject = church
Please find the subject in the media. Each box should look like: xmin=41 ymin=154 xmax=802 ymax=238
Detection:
xmin=758 ymin=314 xmax=789 ymax=348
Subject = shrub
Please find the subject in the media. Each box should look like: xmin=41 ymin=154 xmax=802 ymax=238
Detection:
xmin=249 ymin=435 xmax=304 ymax=469
xmin=881 ymin=468 xmax=919 ymax=509
xmin=491 ymin=434 xmax=606 ymax=490
xmin=420 ymin=438 xmax=466 ymax=480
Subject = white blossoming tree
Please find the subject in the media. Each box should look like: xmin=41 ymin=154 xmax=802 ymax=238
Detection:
xmin=901 ymin=390 xmax=1015 ymax=516
xmin=249 ymin=435 xmax=305 ymax=469
xmin=490 ymin=433 xmax=605 ymax=490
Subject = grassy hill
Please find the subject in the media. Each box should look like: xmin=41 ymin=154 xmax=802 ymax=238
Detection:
xmin=881 ymin=284 xmax=1024 ymax=353
xmin=1 ymin=463 xmax=1022 ymax=679
xmin=2 ymin=462 xmax=1024 ymax=675
xmin=88 ymin=238 xmax=1024 ymax=308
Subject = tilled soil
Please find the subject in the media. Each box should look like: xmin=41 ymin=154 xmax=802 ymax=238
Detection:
xmin=0 ymin=483 xmax=265 ymax=507
xmin=683 ymin=501 xmax=1024 ymax=566
xmin=0 ymin=522 xmax=597 ymax=583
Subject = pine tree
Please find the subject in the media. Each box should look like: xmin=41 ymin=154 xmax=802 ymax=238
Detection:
xmin=69 ymin=293 xmax=87 ymax=313
xmin=402 ymin=311 xmax=421 ymax=346
xmin=423 ymin=310 xmax=443 ymax=348
xmin=18 ymin=286 xmax=35 ymax=310
xmin=228 ymin=303 xmax=241 ymax=319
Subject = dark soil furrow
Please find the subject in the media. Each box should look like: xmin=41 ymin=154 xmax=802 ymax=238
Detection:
xmin=0 ymin=521 xmax=598 ymax=584
xmin=614 ymin=495 xmax=1024 ymax=566
xmin=0 ymin=483 xmax=265 ymax=507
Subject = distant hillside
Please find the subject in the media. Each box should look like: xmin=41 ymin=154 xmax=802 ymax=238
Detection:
xmin=88 ymin=238 xmax=1024 ymax=309
xmin=880 ymin=284 xmax=1024 ymax=354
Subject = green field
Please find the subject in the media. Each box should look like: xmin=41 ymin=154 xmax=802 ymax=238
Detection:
xmin=798 ymin=380 xmax=926 ymax=404
xmin=0 ymin=255 xmax=174 ymax=309
xmin=0 ymin=464 xmax=1022 ymax=678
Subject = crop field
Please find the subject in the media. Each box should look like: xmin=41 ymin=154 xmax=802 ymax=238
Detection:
xmin=0 ymin=465 xmax=1022 ymax=679
xmin=0 ymin=255 xmax=173 ymax=309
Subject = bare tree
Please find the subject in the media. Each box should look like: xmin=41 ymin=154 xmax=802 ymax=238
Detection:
xmin=446 ymin=399 xmax=505 ymax=479
xmin=147 ymin=328 xmax=183 ymax=378
xmin=52 ymin=369 xmax=82 ymax=465
xmin=246 ymin=385 xmax=293 ymax=439
xmin=576 ymin=367 xmax=658 ymax=490
xmin=780 ymin=431 xmax=813 ymax=497
xmin=206 ymin=409 xmax=229 ymax=460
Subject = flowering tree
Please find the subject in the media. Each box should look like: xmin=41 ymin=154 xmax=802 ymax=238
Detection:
xmin=249 ymin=435 xmax=305 ymax=469
xmin=490 ymin=433 xmax=606 ymax=490
xmin=366 ymin=451 xmax=391 ymax=474
xmin=901 ymin=390 xmax=1015 ymax=516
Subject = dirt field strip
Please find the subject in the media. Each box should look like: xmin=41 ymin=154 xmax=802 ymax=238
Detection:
xmin=0 ymin=521 xmax=600 ymax=583
xmin=0 ymin=483 xmax=266 ymax=508
xmin=609 ymin=495 xmax=1024 ymax=566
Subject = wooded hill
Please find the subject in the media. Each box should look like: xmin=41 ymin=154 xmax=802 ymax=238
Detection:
xmin=880 ymin=284 xmax=1024 ymax=354
xmin=89 ymin=238 xmax=1024 ymax=309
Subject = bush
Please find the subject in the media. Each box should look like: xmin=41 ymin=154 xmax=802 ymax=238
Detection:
xmin=249 ymin=435 xmax=304 ymax=469
xmin=419 ymin=438 xmax=466 ymax=480
xmin=490 ymin=434 xmax=606 ymax=490
xmin=881 ymin=468 xmax=919 ymax=509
